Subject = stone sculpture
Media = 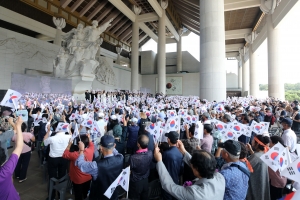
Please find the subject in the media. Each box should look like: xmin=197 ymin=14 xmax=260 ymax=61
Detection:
xmin=54 ymin=18 xmax=114 ymax=82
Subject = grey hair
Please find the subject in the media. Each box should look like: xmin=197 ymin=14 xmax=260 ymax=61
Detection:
xmin=223 ymin=149 xmax=239 ymax=160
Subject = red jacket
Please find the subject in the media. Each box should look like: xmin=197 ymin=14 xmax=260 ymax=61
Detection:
xmin=63 ymin=142 xmax=94 ymax=184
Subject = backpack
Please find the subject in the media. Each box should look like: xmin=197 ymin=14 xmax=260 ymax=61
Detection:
xmin=271 ymin=115 xmax=276 ymax=125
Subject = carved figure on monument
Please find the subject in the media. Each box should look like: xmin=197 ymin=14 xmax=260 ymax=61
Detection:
xmin=63 ymin=24 xmax=85 ymax=49
xmin=68 ymin=35 xmax=78 ymax=54
xmin=94 ymin=56 xmax=116 ymax=86
xmin=85 ymin=19 xmax=113 ymax=42
xmin=53 ymin=48 xmax=69 ymax=78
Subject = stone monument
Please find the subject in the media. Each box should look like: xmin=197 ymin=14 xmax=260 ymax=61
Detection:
xmin=52 ymin=18 xmax=114 ymax=98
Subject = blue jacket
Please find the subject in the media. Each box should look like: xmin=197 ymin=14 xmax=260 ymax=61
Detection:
xmin=162 ymin=146 xmax=183 ymax=184
xmin=127 ymin=125 xmax=139 ymax=149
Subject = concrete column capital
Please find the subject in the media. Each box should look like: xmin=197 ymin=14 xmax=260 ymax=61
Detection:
xmin=53 ymin=17 xmax=66 ymax=30
xmin=245 ymin=31 xmax=258 ymax=44
xmin=116 ymin=45 xmax=123 ymax=54
xmin=160 ymin=0 xmax=168 ymax=10
xmin=260 ymin=0 xmax=277 ymax=14
xmin=132 ymin=5 xmax=141 ymax=15
xmin=178 ymin=28 xmax=184 ymax=36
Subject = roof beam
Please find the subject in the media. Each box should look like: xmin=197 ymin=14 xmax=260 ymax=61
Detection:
xmin=224 ymin=0 xmax=261 ymax=11
xmin=173 ymin=1 xmax=199 ymax=16
xmin=60 ymin=0 xmax=72 ymax=8
xmin=166 ymin=38 xmax=177 ymax=44
xmin=108 ymin=0 xmax=136 ymax=22
xmin=166 ymin=17 xmax=179 ymax=41
xmin=226 ymin=52 xmax=239 ymax=57
xmin=226 ymin=43 xmax=244 ymax=52
xmin=97 ymin=5 xmax=114 ymax=22
xmin=139 ymin=22 xmax=158 ymax=42
xmin=102 ymin=10 xmax=120 ymax=24
xmin=70 ymin=0 xmax=84 ymax=13
xmin=178 ymin=9 xmax=200 ymax=24
xmin=147 ymin=0 xmax=163 ymax=17
xmin=116 ymin=23 xmax=132 ymax=40
xmin=107 ymin=14 xmax=124 ymax=31
xmin=225 ymin=28 xmax=252 ymax=40
xmin=79 ymin=0 xmax=97 ymax=17
xmin=139 ymin=33 xmax=148 ymax=43
xmin=180 ymin=0 xmax=199 ymax=8
xmin=179 ymin=0 xmax=260 ymax=11
xmin=137 ymin=12 xmax=159 ymax=23
xmin=147 ymin=0 xmax=179 ymax=41
xmin=110 ymin=19 xmax=129 ymax=34
xmin=87 ymin=2 xmax=107 ymax=21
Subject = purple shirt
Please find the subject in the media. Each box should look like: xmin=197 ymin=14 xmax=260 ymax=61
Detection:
xmin=0 ymin=153 xmax=20 ymax=200
xmin=200 ymin=134 xmax=213 ymax=153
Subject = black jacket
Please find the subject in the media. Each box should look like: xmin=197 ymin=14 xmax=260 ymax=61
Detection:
xmin=89 ymin=155 xmax=124 ymax=200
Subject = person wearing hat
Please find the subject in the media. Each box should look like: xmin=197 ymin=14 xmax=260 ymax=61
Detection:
xmin=76 ymin=135 xmax=123 ymax=200
xmin=126 ymin=117 xmax=139 ymax=154
xmin=96 ymin=112 xmax=107 ymax=138
xmin=218 ymin=140 xmax=250 ymax=200
xmin=162 ymin=131 xmax=183 ymax=200
xmin=153 ymin=140 xmax=225 ymax=199
xmin=281 ymin=118 xmax=297 ymax=154
xmin=0 ymin=108 xmax=16 ymax=159
xmin=264 ymin=107 xmax=275 ymax=127
xmin=291 ymin=105 xmax=300 ymax=134
xmin=201 ymin=112 xmax=210 ymax=123
xmin=187 ymin=105 xmax=194 ymax=115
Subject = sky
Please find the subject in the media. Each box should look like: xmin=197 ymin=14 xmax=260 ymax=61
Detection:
xmin=141 ymin=3 xmax=300 ymax=84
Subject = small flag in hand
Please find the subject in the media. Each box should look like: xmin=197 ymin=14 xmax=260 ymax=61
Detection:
xmin=104 ymin=166 xmax=130 ymax=199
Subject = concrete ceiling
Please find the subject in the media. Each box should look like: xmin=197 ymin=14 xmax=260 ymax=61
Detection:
xmin=3 ymin=0 xmax=264 ymax=55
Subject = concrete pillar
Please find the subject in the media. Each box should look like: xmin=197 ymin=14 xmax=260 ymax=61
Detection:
xmin=131 ymin=5 xmax=141 ymax=91
xmin=177 ymin=29 xmax=183 ymax=72
xmin=249 ymin=45 xmax=259 ymax=97
xmin=199 ymin=0 xmax=226 ymax=101
xmin=267 ymin=14 xmax=285 ymax=99
xmin=116 ymin=45 xmax=122 ymax=65
xmin=238 ymin=63 xmax=242 ymax=89
xmin=52 ymin=17 xmax=66 ymax=46
xmin=242 ymin=58 xmax=249 ymax=96
xmin=157 ymin=1 xmax=168 ymax=94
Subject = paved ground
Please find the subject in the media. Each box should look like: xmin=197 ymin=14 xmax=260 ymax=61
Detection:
xmin=10 ymin=149 xmax=73 ymax=200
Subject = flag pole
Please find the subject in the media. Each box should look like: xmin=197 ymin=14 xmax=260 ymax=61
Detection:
xmin=126 ymin=166 xmax=130 ymax=199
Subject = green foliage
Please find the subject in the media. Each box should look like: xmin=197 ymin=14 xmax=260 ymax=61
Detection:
xmin=259 ymin=83 xmax=300 ymax=101
xmin=259 ymin=84 xmax=268 ymax=91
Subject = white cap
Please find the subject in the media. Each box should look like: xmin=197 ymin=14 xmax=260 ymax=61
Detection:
xmin=98 ymin=112 xmax=104 ymax=118
xmin=110 ymin=115 xmax=117 ymax=120
xmin=131 ymin=117 xmax=138 ymax=123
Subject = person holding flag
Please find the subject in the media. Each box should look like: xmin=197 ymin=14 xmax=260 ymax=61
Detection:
xmin=128 ymin=134 xmax=153 ymax=200
xmin=246 ymin=135 xmax=271 ymax=200
xmin=63 ymin=134 xmax=94 ymax=200
xmin=153 ymin=140 xmax=225 ymax=199
xmin=76 ymin=135 xmax=123 ymax=200
xmin=0 ymin=116 xmax=24 ymax=200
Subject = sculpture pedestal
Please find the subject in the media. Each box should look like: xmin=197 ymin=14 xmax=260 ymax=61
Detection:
xmin=79 ymin=59 xmax=99 ymax=81
xmin=72 ymin=76 xmax=93 ymax=100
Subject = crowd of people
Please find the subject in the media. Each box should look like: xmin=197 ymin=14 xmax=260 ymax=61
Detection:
xmin=0 ymin=89 xmax=299 ymax=200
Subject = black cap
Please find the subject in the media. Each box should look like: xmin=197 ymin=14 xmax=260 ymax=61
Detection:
xmin=281 ymin=118 xmax=293 ymax=127
xmin=165 ymin=131 xmax=179 ymax=143
xmin=99 ymin=135 xmax=115 ymax=148
xmin=293 ymin=106 xmax=299 ymax=111
xmin=218 ymin=140 xmax=241 ymax=156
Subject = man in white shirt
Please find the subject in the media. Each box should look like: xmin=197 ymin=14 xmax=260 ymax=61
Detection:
xmin=281 ymin=118 xmax=297 ymax=153
xmin=43 ymin=123 xmax=71 ymax=200
xmin=96 ymin=112 xmax=107 ymax=137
